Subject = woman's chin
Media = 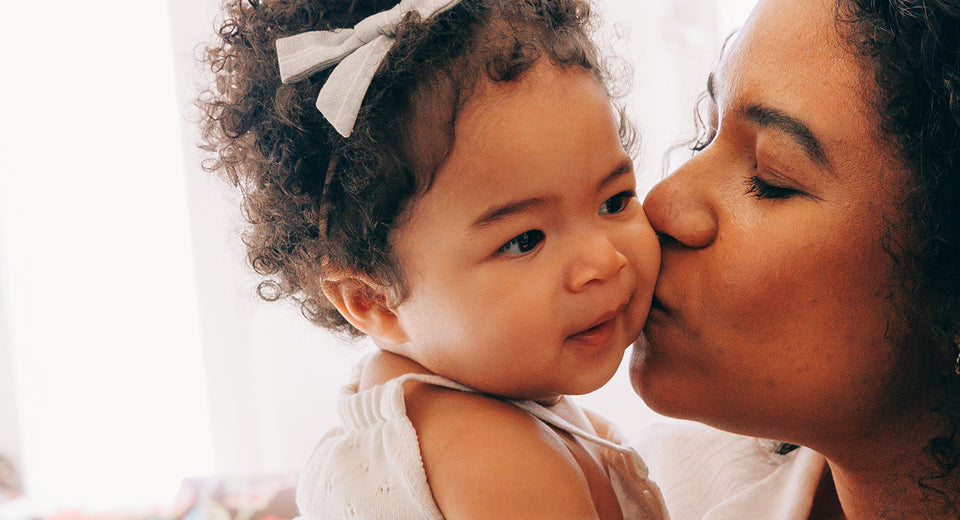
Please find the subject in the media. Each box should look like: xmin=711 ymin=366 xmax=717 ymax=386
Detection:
xmin=628 ymin=340 xmax=649 ymax=396
xmin=629 ymin=339 xmax=703 ymax=420
xmin=628 ymin=340 xmax=675 ymax=414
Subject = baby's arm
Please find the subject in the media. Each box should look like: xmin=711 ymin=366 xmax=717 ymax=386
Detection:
xmin=404 ymin=383 xmax=604 ymax=519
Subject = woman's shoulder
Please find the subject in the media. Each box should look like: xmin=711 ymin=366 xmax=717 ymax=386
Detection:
xmin=635 ymin=419 xmax=788 ymax=485
xmin=635 ymin=419 xmax=784 ymax=465
xmin=633 ymin=419 xmax=823 ymax=520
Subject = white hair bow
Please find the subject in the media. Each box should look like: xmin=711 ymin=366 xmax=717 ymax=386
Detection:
xmin=275 ymin=0 xmax=463 ymax=137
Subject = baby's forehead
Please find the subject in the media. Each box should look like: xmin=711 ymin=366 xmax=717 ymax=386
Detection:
xmin=403 ymin=69 xmax=627 ymax=218
xmin=458 ymin=64 xmax=605 ymax=122
xmin=445 ymin=66 xmax=610 ymax=154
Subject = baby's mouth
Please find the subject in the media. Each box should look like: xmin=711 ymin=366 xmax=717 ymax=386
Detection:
xmin=578 ymin=319 xmax=612 ymax=336
xmin=568 ymin=310 xmax=619 ymax=345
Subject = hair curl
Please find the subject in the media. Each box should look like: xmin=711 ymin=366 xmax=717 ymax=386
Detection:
xmin=837 ymin=0 xmax=960 ymax=509
xmin=198 ymin=0 xmax=630 ymax=336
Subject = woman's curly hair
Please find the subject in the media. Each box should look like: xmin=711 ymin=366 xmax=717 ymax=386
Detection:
xmin=838 ymin=0 xmax=960 ymax=508
xmin=198 ymin=0 xmax=629 ymax=336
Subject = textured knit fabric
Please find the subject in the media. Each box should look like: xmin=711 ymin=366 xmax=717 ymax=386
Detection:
xmin=633 ymin=419 xmax=825 ymax=520
xmin=295 ymin=368 xmax=668 ymax=520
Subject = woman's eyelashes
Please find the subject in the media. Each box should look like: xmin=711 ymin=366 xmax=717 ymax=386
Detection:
xmin=744 ymin=175 xmax=799 ymax=200
xmin=496 ymin=229 xmax=545 ymax=256
xmin=600 ymin=191 xmax=637 ymax=215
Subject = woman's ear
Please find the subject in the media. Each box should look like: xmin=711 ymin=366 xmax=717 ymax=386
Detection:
xmin=321 ymin=274 xmax=409 ymax=346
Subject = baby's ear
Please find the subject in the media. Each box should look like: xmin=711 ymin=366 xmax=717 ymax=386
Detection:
xmin=320 ymin=273 xmax=408 ymax=345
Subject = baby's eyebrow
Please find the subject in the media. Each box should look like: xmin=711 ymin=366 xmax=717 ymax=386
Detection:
xmin=469 ymin=160 xmax=633 ymax=231
xmin=598 ymin=160 xmax=633 ymax=191
xmin=469 ymin=197 xmax=550 ymax=230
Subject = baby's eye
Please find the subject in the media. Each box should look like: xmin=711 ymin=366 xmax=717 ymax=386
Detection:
xmin=496 ymin=230 xmax=545 ymax=256
xmin=599 ymin=191 xmax=637 ymax=215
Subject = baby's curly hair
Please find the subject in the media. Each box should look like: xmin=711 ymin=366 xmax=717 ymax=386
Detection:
xmin=198 ymin=0 xmax=628 ymax=336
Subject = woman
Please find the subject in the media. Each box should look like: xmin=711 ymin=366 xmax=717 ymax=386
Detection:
xmin=630 ymin=0 xmax=960 ymax=518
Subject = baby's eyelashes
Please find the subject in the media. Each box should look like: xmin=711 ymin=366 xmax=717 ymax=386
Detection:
xmin=496 ymin=230 xmax=545 ymax=256
xmin=599 ymin=191 xmax=637 ymax=215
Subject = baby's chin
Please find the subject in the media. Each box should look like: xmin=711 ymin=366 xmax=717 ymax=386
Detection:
xmin=564 ymin=349 xmax=628 ymax=397
xmin=501 ymin=372 xmax=615 ymax=402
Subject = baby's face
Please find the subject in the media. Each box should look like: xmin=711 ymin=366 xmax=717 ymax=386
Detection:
xmin=390 ymin=63 xmax=659 ymax=402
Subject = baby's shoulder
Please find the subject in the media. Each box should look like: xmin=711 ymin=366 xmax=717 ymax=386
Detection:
xmin=403 ymin=385 xmax=601 ymax=519
xmin=404 ymin=382 xmax=554 ymax=459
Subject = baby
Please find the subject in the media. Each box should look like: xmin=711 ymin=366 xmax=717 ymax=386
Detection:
xmin=199 ymin=0 xmax=665 ymax=518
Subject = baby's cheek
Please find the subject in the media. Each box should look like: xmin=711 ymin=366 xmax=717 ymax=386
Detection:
xmin=628 ymin=223 xmax=661 ymax=292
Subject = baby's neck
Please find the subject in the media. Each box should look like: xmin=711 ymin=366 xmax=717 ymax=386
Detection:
xmin=358 ymin=349 xmax=434 ymax=391
xmin=360 ymin=348 xmax=567 ymax=409
xmin=536 ymin=395 xmax=563 ymax=407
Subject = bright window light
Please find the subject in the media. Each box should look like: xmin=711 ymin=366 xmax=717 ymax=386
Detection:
xmin=717 ymin=0 xmax=759 ymax=36
xmin=0 ymin=1 xmax=214 ymax=511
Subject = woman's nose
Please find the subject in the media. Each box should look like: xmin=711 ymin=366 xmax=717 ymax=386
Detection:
xmin=643 ymin=161 xmax=718 ymax=249
xmin=566 ymin=231 xmax=628 ymax=292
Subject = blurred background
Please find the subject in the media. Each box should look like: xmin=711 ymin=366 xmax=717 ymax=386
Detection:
xmin=0 ymin=0 xmax=757 ymax=514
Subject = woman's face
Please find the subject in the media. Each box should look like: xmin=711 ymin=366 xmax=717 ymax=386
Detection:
xmin=631 ymin=0 xmax=915 ymax=449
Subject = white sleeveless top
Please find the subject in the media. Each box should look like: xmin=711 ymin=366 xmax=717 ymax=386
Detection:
xmin=295 ymin=369 xmax=668 ymax=519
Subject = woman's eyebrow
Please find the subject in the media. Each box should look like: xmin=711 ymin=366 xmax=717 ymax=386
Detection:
xmin=740 ymin=103 xmax=833 ymax=172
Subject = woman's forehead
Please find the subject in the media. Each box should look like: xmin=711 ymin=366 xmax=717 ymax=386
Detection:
xmin=719 ymin=0 xmax=851 ymax=95
xmin=713 ymin=0 xmax=895 ymax=177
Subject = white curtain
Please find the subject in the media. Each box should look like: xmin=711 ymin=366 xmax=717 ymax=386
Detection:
xmin=0 ymin=0 xmax=756 ymax=511
xmin=0 ymin=1 xmax=213 ymax=511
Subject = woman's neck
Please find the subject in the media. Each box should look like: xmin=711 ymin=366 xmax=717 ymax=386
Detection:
xmin=814 ymin=410 xmax=959 ymax=520
xmin=826 ymin=463 xmax=959 ymax=520
xmin=807 ymin=466 xmax=843 ymax=520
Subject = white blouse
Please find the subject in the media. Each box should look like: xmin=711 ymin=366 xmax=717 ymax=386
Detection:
xmin=633 ymin=419 xmax=825 ymax=520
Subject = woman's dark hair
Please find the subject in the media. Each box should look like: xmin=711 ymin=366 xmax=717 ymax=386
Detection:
xmin=837 ymin=0 xmax=960 ymax=508
xmin=198 ymin=0 xmax=630 ymax=336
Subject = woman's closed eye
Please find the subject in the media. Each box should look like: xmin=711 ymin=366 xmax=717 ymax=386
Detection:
xmin=744 ymin=175 xmax=800 ymax=200
xmin=496 ymin=229 xmax=545 ymax=256
xmin=599 ymin=191 xmax=637 ymax=215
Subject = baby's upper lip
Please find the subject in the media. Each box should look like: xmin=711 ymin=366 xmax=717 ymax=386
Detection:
xmin=570 ymin=304 xmax=624 ymax=337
